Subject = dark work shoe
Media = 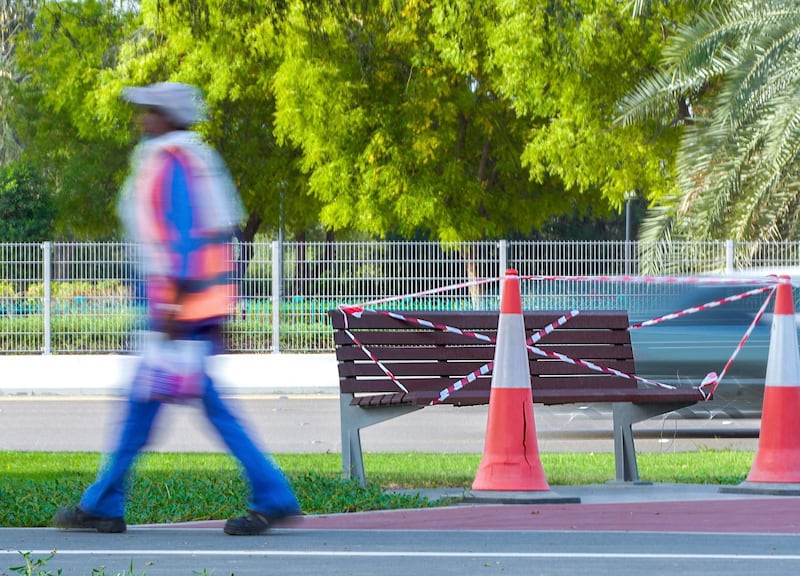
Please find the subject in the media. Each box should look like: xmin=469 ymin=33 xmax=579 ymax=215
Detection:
xmin=224 ymin=510 xmax=271 ymax=535
xmin=53 ymin=507 xmax=126 ymax=533
xmin=223 ymin=509 xmax=302 ymax=536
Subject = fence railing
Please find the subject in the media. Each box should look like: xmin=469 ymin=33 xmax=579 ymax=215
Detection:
xmin=1 ymin=239 xmax=798 ymax=355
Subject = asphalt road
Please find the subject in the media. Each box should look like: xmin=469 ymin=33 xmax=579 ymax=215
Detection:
xmin=0 ymin=395 xmax=760 ymax=454
xmin=4 ymin=396 xmax=795 ymax=576
xmin=3 ymin=527 xmax=800 ymax=576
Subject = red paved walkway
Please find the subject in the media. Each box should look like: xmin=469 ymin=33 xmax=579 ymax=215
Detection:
xmin=155 ymin=498 xmax=800 ymax=534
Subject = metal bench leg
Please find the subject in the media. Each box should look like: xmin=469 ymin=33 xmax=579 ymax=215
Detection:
xmin=612 ymin=402 xmax=697 ymax=483
xmin=612 ymin=403 xmax=640 ymax=482
xmin=340 ymin=393 xmax=367 ymax=486
xmin=339 ymin=393 xmax=422 ymax=487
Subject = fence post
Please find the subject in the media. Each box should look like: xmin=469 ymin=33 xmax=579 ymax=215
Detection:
xmin=271 ymin=240 xmax=282 ymax=354
xmin=726 ymin=240 xmax=735 ymax=273
xmin=498 ymin=239 xmax=508 ymax=275
xmin=42 ymin=242 xmax=52 ymax=355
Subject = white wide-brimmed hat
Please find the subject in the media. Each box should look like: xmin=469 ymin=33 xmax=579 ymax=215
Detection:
xmin=123 ymin=82 xmax=206 ymax=128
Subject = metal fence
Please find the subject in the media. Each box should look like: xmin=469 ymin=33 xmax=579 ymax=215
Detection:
xmin=2 ymin=239 xmax=799 ymax=355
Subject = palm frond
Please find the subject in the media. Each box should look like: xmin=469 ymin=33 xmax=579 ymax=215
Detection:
xmin=623 ymin=0 xmax=800 ymax=244
xmin=614 ymin=68 xmax=697 ymax=127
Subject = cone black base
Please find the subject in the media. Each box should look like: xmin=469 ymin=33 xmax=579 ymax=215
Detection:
xmin=463 ymin=490 xmax=581 ymax=504
xmin=720 ymin=482 xmax=800 ymax=496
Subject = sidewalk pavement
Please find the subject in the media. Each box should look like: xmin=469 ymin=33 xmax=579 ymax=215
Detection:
xmin=145 ymin=483 xmax=800 ymax=534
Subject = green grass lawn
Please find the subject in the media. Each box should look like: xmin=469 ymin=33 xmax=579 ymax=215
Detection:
xmin=0 ymin=450 xmax=755 ymax=527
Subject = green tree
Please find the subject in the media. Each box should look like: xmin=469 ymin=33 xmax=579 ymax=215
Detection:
xmin=0 ymin=160 xmax=53 ymax=241
xmin=0 ymin=0 xmax=39 ymax=167
xmin=274 ymin=1 xmax=558 ymax=244
xmin=14 ymin=0 xmax=318 ymax=243
xmin=273 ymin=1 xmax=691 ymax=243
xmin=10 ymin=0 xmax=688 ymax=247
xmin=616 ymin=0 xmax=800 ymax=245
xmin=11 ymin=0 xmax=136 ymax=238
xmin=9 ymin=0 xmax=331 ymax=302
xmin=122 ymin=0 xmax=317 ymax=242
xmin=485 ymin=0 xmax=700 ymax=216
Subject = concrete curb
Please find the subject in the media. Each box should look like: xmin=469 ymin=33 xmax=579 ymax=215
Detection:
xmin=0 ymin=353 xmax=340 ymax=396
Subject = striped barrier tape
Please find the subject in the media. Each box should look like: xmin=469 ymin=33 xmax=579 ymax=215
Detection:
xmin=342 ymin=327 xmax=409 ymax=394
xmin=525 ymin=342 xmax=676 ymax=390
xmin=347 ymin=277 xmax=497 ymax=310
xmin=342 ymin=274 xmax=782 ymax=317
xmin=712 ymin=285 xmax=777 ymax=394
xmin=429 ymin=310 xmax=581 ymax=405
xmin=339 ymin=273 xmax=783 ymax=400
xmin=521 ymin=274 xmax=783 ymax=287
xmin=629 ymin=285 xmax=774 ymax=330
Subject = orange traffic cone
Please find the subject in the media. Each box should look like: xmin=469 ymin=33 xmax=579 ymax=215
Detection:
xmin=746 ymin=277 xmax=800 ymax=481
xmin=468 ymin=270 xmax=578 ymax=503
xmin=723 ymin=276 xmax=800 ymax=495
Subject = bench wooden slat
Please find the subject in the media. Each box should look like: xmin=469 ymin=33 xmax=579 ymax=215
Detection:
xmin=333 ymin=328 xmax=632 ymax=347
xmin=335 ymin=358 xmax=636 ymax=378
xmin=350 ymin=387 xmax=706 ymax=408
xmin=335 ymin=346 xmax=633 ymax=364
xmin=335 ymin=346 xmax=497 ymax=362
xmin=334 ymin=341 xmax=633 ymax=362
xmin=329 ymin=310 xmax=630 ymax=330
xmin=409 ymin=388 xmax=706 ymax=406
xmin=339 ymin=373 xmax=640 ymax=395
xmin=341 ymin=379 xmax=489 ymax=395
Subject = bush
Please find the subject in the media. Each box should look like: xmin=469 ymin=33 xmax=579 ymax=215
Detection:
xmin=0 ymin=161 xmax=54 ymax=242
xmin=0 ymin=282 xmax=15 ymax=298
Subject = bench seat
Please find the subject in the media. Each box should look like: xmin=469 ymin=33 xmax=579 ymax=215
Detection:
xmin=350 ymin=387 xmax=706 ymax=408
xmin=329 ymin=309 xmax=710 ymax=486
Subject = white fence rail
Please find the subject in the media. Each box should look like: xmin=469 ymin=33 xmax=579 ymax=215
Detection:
xmin=1 ymin=240 xmax=798 ymax=355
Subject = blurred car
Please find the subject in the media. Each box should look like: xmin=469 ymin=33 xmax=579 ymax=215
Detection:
xmin=628 ymin=269 xmax=800 ymax=419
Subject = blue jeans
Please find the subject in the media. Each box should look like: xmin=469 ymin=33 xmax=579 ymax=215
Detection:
xmin=79 ymin=329 xmax=300 ymax=519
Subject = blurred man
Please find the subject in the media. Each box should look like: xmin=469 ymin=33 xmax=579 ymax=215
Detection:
xmin=54 ymin=82 xmax=300 ymax=536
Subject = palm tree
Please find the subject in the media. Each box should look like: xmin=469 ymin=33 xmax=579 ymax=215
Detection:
xmin=617 ymin=0 xmax=800 ymax=246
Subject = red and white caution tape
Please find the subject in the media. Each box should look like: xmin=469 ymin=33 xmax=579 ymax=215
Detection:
xmin=338 ymin=272 xmax=782 ymax=401
xmin=521 ymin=274 xmax=781 ymax=287
xmin=430 ymin=361 xmax=495 ymax=406
xmin=346 ymin=277 xmax=497 ymax=310
xmin=525 ymin=343 xmax=674 ymax=390
xmin=343 ymin=328 xmax=409 ymax=394
xmin=530 ymin=310 xmax=580 ymax=344
xmin=429 ymin=310 xmax=581 ymax=405
xmin=629 ymin=286 xmax=774 ymax=330
xmin=342 ymin=273 xmax=782 ymax=320
xmin=708 ymin=285 xmax=777 ymax=395
xmin=697 ymin=372 xmax=718 ymax=400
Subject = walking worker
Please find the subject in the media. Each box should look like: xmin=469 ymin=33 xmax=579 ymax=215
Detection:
xmin=53 ymin=82 xmax=301 ymax=536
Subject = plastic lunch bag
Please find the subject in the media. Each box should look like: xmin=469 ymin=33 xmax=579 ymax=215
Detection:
xmin=135 ymin=332 xmax=209 ymax=402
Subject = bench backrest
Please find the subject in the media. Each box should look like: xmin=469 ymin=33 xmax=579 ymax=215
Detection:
xmin=328 ymin=309 xmax=635 ymax=405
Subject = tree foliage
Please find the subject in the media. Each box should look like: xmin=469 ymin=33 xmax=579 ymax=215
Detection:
xmin=484 ymin=0 xmax=687 ymax=210
xmin=11 ymin=0 xmax=135 ymax=238
xmin=0 ymin=0 xmax=39 ymax=166
xmin=0 ymin=160 xmax=53 ymax=241
xmin=124 ymin=0 xmax=317 ymax=241
xmin=273 ymin=1 xmax=559 ymax=242
xmin=273 ymin=0 xmax=682 ymax=241
xmin=9 ymin=0 xmax=691 ymax=243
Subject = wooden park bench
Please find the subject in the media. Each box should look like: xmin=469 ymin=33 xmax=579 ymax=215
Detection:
xmin=328 ymin=308 xmax=712 ymax=487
